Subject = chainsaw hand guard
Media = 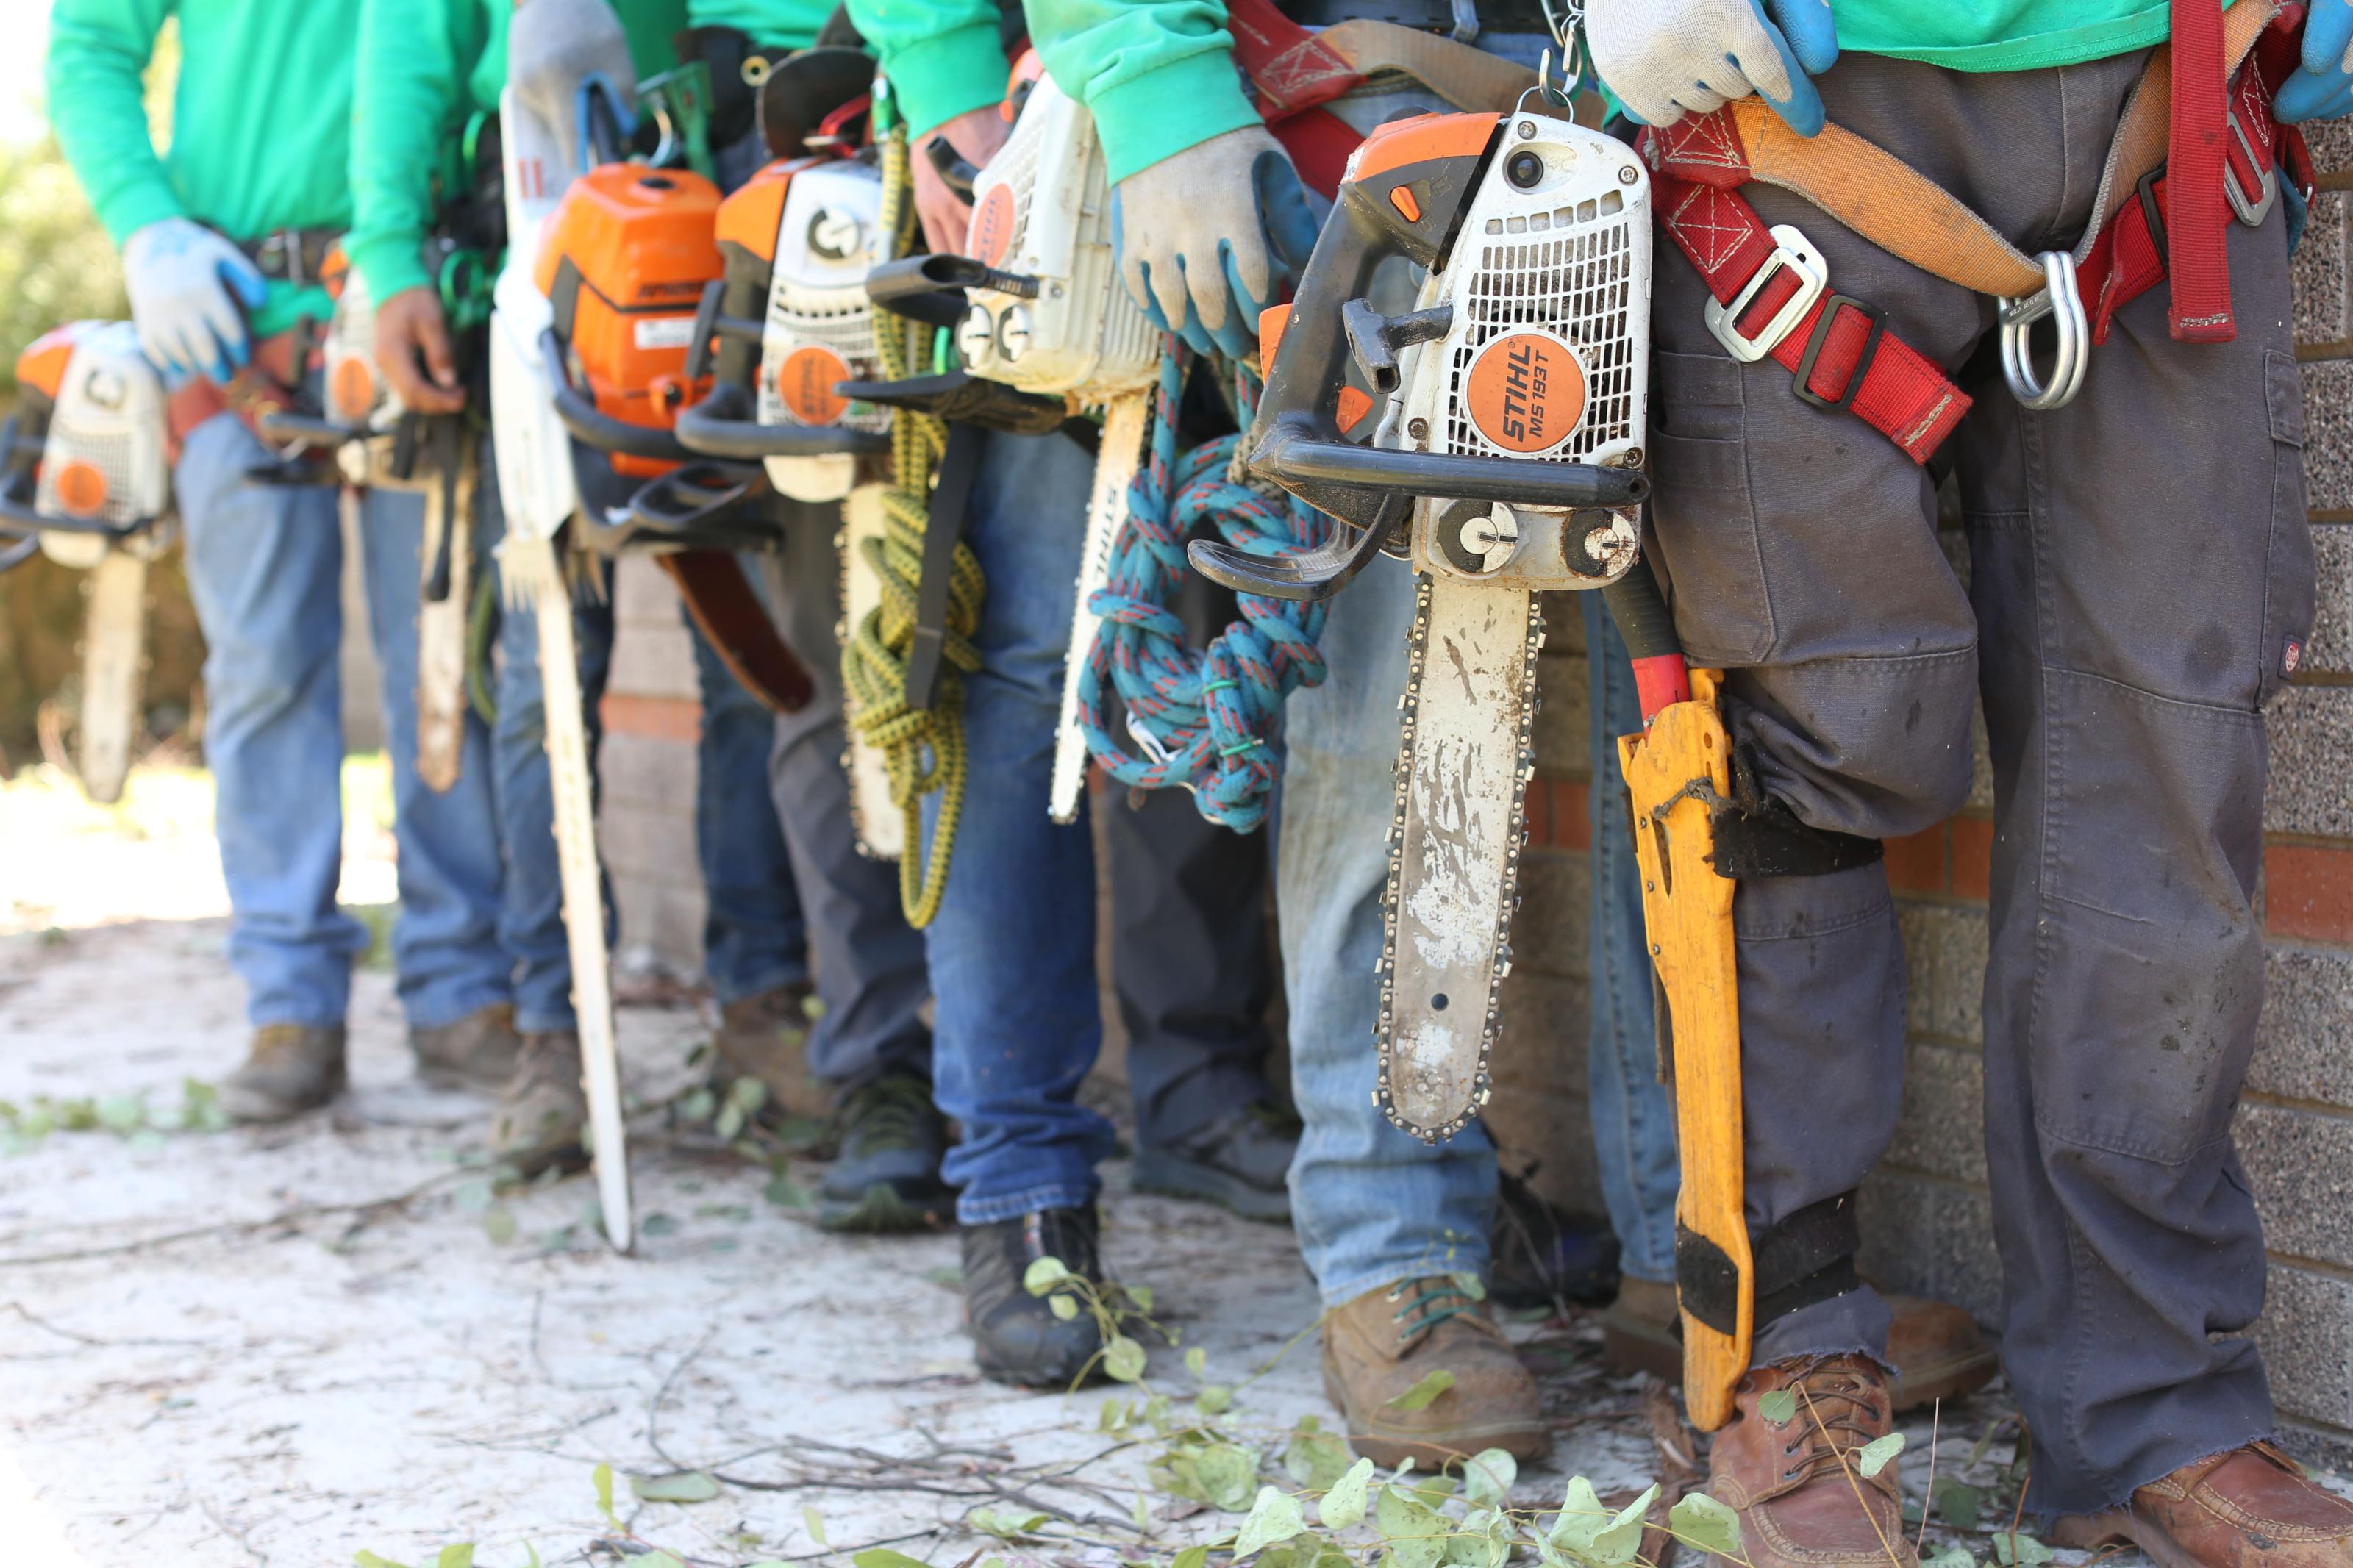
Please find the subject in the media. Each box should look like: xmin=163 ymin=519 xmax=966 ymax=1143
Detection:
xmin=833 ymin=369 xmax=1073 ymax=436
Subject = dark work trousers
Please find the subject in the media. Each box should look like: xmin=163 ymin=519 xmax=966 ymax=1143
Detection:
xmin=760 ymin=501 xmax=935 ymax=1091
xmin=1104 ymin=527 xmax=1279 ymax=1149
xmin=1645 ymin=50 xmax=2313 ymax=1514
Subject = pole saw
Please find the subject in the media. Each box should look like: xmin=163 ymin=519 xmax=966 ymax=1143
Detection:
xmin=1197 ymin=67 xmax=1753 ymax=1429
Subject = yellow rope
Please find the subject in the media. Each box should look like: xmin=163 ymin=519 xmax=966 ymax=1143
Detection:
xmin=840 ymin=126 xmax=985 ymax=928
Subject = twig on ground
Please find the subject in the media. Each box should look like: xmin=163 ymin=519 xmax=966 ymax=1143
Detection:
xmin=0 ymin=1170 xmax=468 ymax=1267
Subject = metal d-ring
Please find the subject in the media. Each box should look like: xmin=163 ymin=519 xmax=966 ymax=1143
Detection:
xmin=2000 ymin=250 xmax=2089 ymax=411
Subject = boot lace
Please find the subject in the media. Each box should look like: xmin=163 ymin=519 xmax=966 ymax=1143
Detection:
xmin=1774 ymin=1356 xmax=1885 ymax=1485
xmin=1385 ymin=1275 xmax=1484 ymax=1345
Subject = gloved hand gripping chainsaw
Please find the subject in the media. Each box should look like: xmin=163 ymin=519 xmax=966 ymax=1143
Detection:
xmin=1197 ymin=83 xmax=1756 ymax=1429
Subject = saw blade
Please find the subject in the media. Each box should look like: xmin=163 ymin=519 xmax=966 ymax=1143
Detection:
xmin=1048 ymin=392 xmax=1149 ymax=825
xmin=1376 ymin=570 xmax=1543 ymax=1142
xmin=525 ymin=541 xmax=632 ymax=1253
xmin=838 ymin=482 xmax=904 ymax=860
xmin=76 ymin=550 xmax=148 ymax=806
xmin=413 ymin=446 xmax=475 ymax=795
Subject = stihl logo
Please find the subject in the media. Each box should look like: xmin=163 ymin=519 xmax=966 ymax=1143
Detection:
xmin=1465 ymin=330 xmax=1587 ymax=455
xmin=776 ymin=345 xmax=851 ymax=426
xmin=968 ymin=185 xmax=1017 ymax=270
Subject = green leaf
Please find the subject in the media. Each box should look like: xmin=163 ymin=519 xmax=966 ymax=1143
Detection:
xmin=1857 ymin=1431 xmax=1905 ymax=1479
xmin=1757 ymin=1389 xmax=1797 ymax=1425
xmin=1373 ymin=1483 xmax=1449 ymax=1568
xmin=1233 ymin=1487 xmax=1308 ymax=1558
xmin=435 ymin=1548 xmax=476 ymax=1568
xmin=1924 ymin=1548 xmax=1976 ymax=1568
xmin=1670 ymin=1492 xmax=1745 ymax=1561
xmin=1172 ymin=1548 xmax=1210 ymax=1568
xmin=970 ymin=1508 xmax=1049 ymax=1539
xmin=1104 ymin=1334 xmax=1148 ymax=1382
xmin=1548 ymin=1477 xmax=1654 ymax=1567
xmin=1385 ymin=1369 xmax=1454 ymax=1411
xmin=1462 ymin=1448 xmax=1518 ymax=1508
xmin=1282 ymin=1430 xmax=1354 ymax=1491
xmin=630 ymin=1470 xmax=721 ymax=1503
xmin=851 ymin=1553 xmax=929 ymax=1568
xmin=1050 ymin=1294 xmax=1081 ymax=1321
xmin=1196 ymin=1384 xmax=1233 ymax=1416
xmin=1127 ymin=1284 xmax=1155 ymax=1311
xmin=715 ymin=1100 xmax=747 ymax=1141
xmin=592 ymin=1462 xmax=617 ymax=1525
xmin=1993 ymin=1535 xmax=2052 ymax=1568
xmin=1448 ymin=1507 xmax=1510 ymax=1568
xmin=679 ymin=1088 xmax=715 ymax=1121
xmin=1099 ymin=1398 xmax=1126 ymax=1432
xmin=1932 ymin=1478 xmax=1982 ymax=1531
xmin=763 ymin=1173 xmax=811 ymax=1209
xmin=1134 ymin=1489 xmax=1153 ymax=1533
xmin=1185 ymin=1346 xmax=1209 ymax=1378
xmin=1195 ymin=1442 xmax=1262 ymax=1511
xmin=634 ymin=1555 xmax=685 ymax=1568
xmin=803 ymin=1503 xmax=829 ymax=1547
xmin=1449 ymin=1271 xmax=1488 ymax=1302
xmin=95 ymin=1092 xmax=145 ymax=1132
xmin=353 ymin=1553 xmax=413 ymax=1568
xmin=1024 ymin=1256 xmax=1071 ymax=1295
xmin=640 ymin=1211 xmax=679 ymax=1238
xmin=482 ymin=1206 xmax=517 ymax=1245
xmin=1321 ymin=1457 xmax=1377 ymax=1530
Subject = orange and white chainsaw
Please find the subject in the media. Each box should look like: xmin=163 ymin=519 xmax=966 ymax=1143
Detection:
xmin=0 ymin=321 xmax=174 ymax=804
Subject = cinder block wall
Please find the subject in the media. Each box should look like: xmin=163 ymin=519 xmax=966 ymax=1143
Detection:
xmin=598 ymin=556 xmax=710 ymax=976
xmin=1502 ymin=123 xmax=2353 ymax=1465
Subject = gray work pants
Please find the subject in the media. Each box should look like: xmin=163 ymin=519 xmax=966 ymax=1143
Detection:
xmin=1646 ymin=50 xmax=2313 ymax=1512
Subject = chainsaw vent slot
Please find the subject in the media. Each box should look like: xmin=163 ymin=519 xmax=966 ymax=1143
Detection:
xmin=1444 ymin=207 xmax=1646 ymax=463
xmin=760 ymin=278 xmax=892 ymax=435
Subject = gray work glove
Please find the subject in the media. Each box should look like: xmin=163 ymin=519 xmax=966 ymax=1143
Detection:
xmin=1110 ymin=125 xmax=1318 ymax=360
xmin=121 ymin=216 xmax=268 ymax=387
xmin=1586 ymin=0 xmax=1838 ymax=135
xmin=508 ymin=0 xmax=640 ymax=174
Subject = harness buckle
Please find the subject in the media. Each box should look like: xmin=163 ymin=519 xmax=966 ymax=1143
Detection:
xmin=2135 ymin=163 xmax=2170 ymax=259
xmin=1703 ymin=224 xmax=1827 ymax=364
xmin=2224 ymin=110 xmax=2277 ymax=229
xmin=1792 ymin=296 xmax=1887 ymax=415
xmin=1999 ymin=250 xmax=2088 ymax=412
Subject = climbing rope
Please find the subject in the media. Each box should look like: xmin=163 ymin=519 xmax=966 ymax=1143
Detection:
xmin=839 ymin=118 xmax=985 ymax=928
xmin=1075 ymin=344 xmax=1332 ymax=834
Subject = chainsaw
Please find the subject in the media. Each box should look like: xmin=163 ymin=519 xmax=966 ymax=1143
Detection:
xmin=0 ymin=320 xmax=175 ymax=805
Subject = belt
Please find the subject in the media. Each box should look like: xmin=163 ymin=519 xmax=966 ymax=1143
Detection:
xmin=1277 ymin=0 xmax=1552 ymax=41
xmin=234 ymin=227 xmax=343 ymax=287
xmin=676 ymin=24 xmax=783 ymax=151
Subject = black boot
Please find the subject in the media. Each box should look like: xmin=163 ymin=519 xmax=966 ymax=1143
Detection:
xmin=1132 ymin=1102 xmax=1299 ymax=1222
xmin=960 ymin=1206 xmax=1107 ymax=1389
xmin=818 ymin=1075 xmax=953 ymax=1234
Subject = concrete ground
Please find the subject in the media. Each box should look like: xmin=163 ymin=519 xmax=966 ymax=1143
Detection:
xmin=0 ymin=763 xmax=2156 ymax=1568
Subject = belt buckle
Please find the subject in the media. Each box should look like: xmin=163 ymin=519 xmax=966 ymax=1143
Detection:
xmin=1703 ymin=224 xmax=1827 ymax=363
xmin=2224 ymin=110 xmax=2277 ymax=229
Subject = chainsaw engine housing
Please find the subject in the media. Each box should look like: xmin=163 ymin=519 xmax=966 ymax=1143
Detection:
xmin=17 ymin=321 xmax=172 ymax=568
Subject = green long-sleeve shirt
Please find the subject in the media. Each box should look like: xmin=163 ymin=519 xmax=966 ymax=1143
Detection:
xmin=688 ymin=0 xmax=838 ymax=48
xmin=1023 ymin=0 xmax=2235 ymax=185
xmin=843 ymin=0 xmax=1009 ymax=140
xmin=45 ymin=0 xmax=363 ymax=334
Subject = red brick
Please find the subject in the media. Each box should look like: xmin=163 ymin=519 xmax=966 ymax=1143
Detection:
xmin=1884 ymin=823 xmax=1949 ymax=895
xmin=2265 ymin=842 xmax=2353 ymax=943
xmin=600 ymin=692 xmax=700 ymax=743
xmin=1554 ymin=779 xmax=1593 ymax=851
xmin=1951 ymin=815 xmax=1994 ymax=902
xmin=1524 ymin=778 xmax=1552 ymax=846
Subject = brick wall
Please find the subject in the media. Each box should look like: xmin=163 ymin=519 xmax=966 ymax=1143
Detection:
xmin=597 ymin=556 xmax=710 ymax=978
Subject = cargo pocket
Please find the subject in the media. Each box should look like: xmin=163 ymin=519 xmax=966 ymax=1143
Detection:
xmin=2261 ymin=349 xmax=2316 ymax=707
xmin=1646 ymin=350 xmax=1776 ymax=665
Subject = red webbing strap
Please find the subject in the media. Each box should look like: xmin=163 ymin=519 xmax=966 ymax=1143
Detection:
xmin=1652 ymin=173 xmax=1971 ymax=465
xmin=1268 ymin=109 xmax=1363 ymax=199
xmin=1221 ymin=0 xmax=1365 ymax=200
xmin=2168 ymin=0 xmax=2235 ymax=340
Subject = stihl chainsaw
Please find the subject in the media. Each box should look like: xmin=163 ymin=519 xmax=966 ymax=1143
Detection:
xmin=0 ymin=321 xmax=176 ymax=805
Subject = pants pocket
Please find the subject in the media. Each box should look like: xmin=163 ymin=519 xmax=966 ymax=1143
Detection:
xmin=1647 ymin=350 xmax=1776 ymax=665
xmin=2261 ymin=349 xmax=2316 ymax=706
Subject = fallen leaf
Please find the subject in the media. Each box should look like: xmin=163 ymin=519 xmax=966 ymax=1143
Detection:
xmin=1320 ymin=1457 xmax=1376 ymax=1531
xmin=630 ymin=1470 xmax=721 ymax=1504
xmin=1385 ymin=1369 xmax=1454 ymax=1411
xmin=1232 ymin=1486 xmax=1307 ymax=1558
xmin=1668 ymin=1492 xmax=1743 ymax=1561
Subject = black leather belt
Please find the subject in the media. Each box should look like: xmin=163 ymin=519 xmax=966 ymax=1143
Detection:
xmin=1277 ymin=0 xmax=1554 ymax=37
xmin=235 ymin=227 xmax=343 ymax=287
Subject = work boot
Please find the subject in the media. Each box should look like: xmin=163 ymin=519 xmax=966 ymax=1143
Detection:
xmin=490 ymin=1031 xmax=589 ymax=1175
xmin=1603 ymin=1280 xmax=1996 ymax=1411
xmin=817 ymin=1075 xmax=952 ymax=1233
xmin=1707 ymin=1355 xmax=1915 ymax=1568
xmin=1321 ymin=1275 xmax=1550 ymax=1467
xmin=2054 ymin=1442 xmax=2353 ymax=1568
xmin=961 ymin=1206 xmax=1108 ymax=1389
xmin=1132 ymin=1101 xmax=1299 ymax=1222
xmin=712 ymin=981 xmax=827 ymax=1122
xmin=217 ymin=1024 xmax=347 ymax=1123
xmin=411 ymin=1003 xmax=522 ymax=1092
xmin=1489 ymin=1170 xmax=1621 ymax=1309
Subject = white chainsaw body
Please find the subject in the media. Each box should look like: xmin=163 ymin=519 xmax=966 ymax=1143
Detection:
xmin=490 ymin=85 xmax=582 ymax=548
xmin=757 ymin=159 xmax=890 ymax=503
xmin=35 ymin=323 xmax=172 ymax=571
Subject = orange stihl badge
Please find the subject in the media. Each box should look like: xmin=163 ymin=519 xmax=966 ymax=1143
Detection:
xmin=1465 ymin=330 xmax=1585 ymax=454
xmin=968 ymin=185 xmax=1017 ymax=270
xmin=776 ymin=345 xmax=851 ymax=426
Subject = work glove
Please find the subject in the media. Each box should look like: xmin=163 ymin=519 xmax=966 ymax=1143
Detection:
xmin=121 ymin=217 xmax=268 ymax=387
xmin=2275 ymin=0 xmax=2353 ymax=122
xmin=1110 ymin=126 xmax=1319 ymax=361
xmin=1587 ymin=0 xmax=1840 ymax=137
xmin=509 ymin=0 xmax=638 ymax=174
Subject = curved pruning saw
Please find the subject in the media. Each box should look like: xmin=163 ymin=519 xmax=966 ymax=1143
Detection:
xmin=1202 ymin=81 xmax=1754 ymax=1428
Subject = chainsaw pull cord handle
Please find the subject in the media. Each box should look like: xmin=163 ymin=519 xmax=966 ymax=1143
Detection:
xmin=924 ymin=135 xmax=981 ymax=201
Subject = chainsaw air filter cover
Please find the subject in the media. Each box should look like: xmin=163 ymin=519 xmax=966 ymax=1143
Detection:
xmin=537 ymin=163 xmax=724 ymax=476
xmin=958 ymin=70 xmax=1157 ymax=400
xmin=25 ymin=321 xmax=172 ymax=568
xmin=742 ymin=158 xmax=888 ymax=501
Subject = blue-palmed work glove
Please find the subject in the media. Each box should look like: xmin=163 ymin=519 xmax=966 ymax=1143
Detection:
xmin=1588 ymin=0 xmax=1840 ymax=137
xmin=121 ymin=217 xmax=268 ymax=387
xmin=2277 ymin=0 xmax=2353 ymax=122
xmin=1111 ymin=126 xmax=1321 ymax=360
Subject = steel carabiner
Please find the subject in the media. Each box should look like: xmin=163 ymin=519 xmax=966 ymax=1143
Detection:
xmin=2000 ymin=249 xmax=2089 ymax=411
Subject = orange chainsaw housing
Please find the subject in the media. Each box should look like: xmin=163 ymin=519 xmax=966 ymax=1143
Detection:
xmin=13 ymin=321 xmax=95 ymax=412
xmin=536 ymin=164 xmax=724 ymax=476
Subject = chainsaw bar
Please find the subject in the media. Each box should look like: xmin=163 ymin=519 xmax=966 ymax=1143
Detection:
xmin=839 ymin=482 xmax=904 ymax=859
xmin=414 ymin=444 xmax=476 ymax=795
xmin=1376 ymin=570 xmax=1543 ymax=1142
xmin=1049 ymin=392 xmax=1149 ymax=824
xmin=76 ymin=550 xmax=148 ymax=806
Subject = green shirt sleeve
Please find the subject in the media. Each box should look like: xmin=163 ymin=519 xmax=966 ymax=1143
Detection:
xmin=844 ymin=0 xmax=1008 ymax=139
xmin=349 ymin=0 xmax=492 ymax=303
xmin=1026 ymin=0 xmax=1257 ymax=182
xmin=44 ymin=0 xmax=184 ymax=245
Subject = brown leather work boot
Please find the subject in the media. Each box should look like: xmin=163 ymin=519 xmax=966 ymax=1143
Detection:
xmin=217 ymin=1024 xmax=347 ymax=1122
xmin=1604 ymin=1280 xmax=1996 ymax=1411
xmin=411 ymin=1003 xmax=522 ymax=1092
xmin=1321 ymin=1275 xmax=1549 ymax=1468
xmin=713 ymin=982 xmax=825 ymax=1121
xmin=1708 ymin=1355 xmax=1916 ymax=1568
xmin=490 ymin=1031 xmax=590 ymax=1175
xmin=2054 ymin=1442 xmax=2353 ymax=1568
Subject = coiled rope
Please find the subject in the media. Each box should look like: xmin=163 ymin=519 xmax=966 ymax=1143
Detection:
xmin=1075 ymin=343 xmax=1332 ymax=833
xmin=839 ymin=119 xmax=985 ymax=927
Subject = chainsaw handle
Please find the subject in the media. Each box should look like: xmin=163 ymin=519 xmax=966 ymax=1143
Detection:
xmin=684 ymin=279 xmax=764 ymax=385
xmin=1188 ymin=490 xmax=1407 ymax=603
xmin=924 ymin=135 xmax=981 ymax=201
xmin=0 ymin=490 xmax=146 ymax=540
xmin=673 ymin=380 xmax=892 ymax=461
xmin=1254 ymin=423 xmax=1649 ymax=511
xmin=863 ymin=254 xmax=1037 ymax=329
xmin=540 ymin=327 xmax=698 ymax=463
xmin=1600 ymin=555 xmax=1693 ymax=722
xmin=254 ymin=408 xmax=368 ymax=451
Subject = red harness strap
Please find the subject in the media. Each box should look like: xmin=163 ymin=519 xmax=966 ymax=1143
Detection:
xmin=1645 ymin=163 xmax=1971 ymax=465
xmin=2168 ymin=0 xmax=2237 ymax=340
xmin=1224 ymin=0 xmax=1367 ymax=198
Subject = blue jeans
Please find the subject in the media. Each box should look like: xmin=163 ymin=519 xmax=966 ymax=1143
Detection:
xmin=1582 ymin=595 xmax=1682 ymax=1284
xmin=176 ymin=412 xmax=510 ymax=1031
xmin=925 ymin=429 xmax=1116 ymax=1222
